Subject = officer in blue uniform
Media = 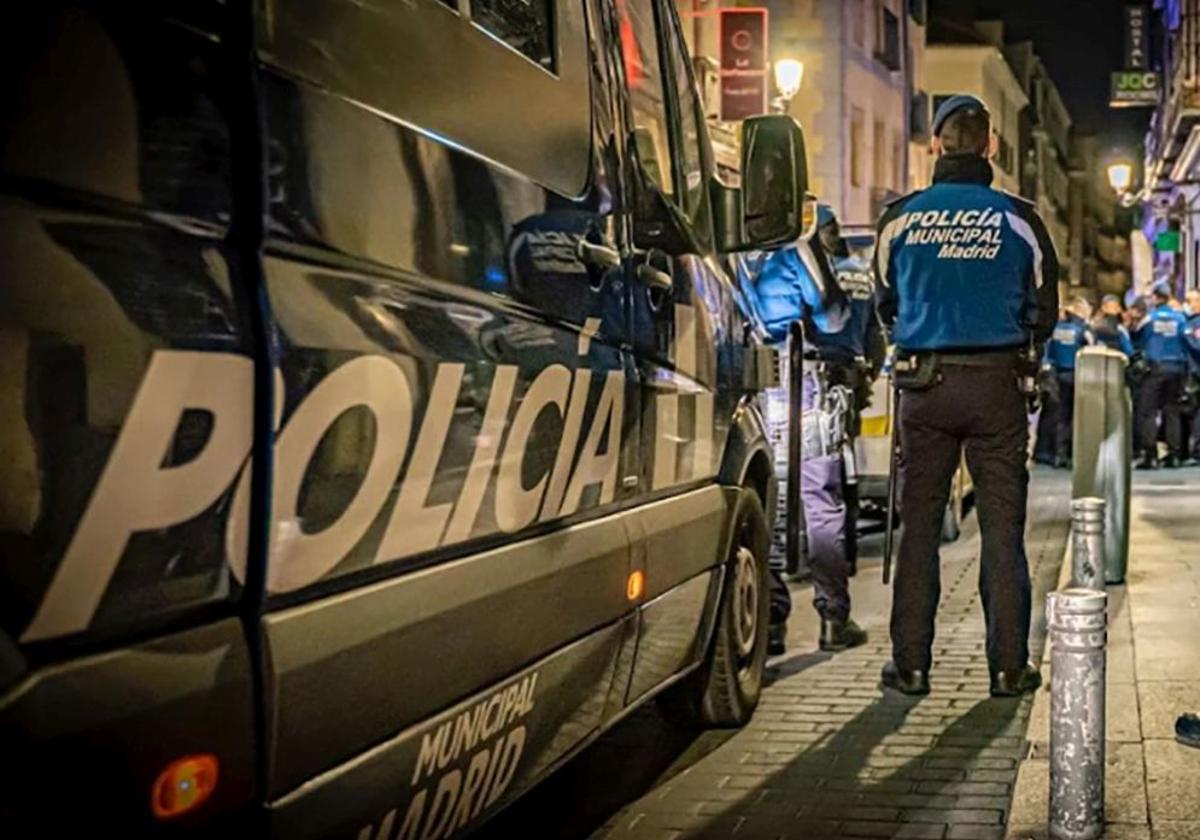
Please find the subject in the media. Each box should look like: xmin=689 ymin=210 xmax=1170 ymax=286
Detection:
xmin=822 ymin=208 xmax=888 ymax=581
xmin=1182 ymin=289 xmax=1200 ymax=464
xmin=735 ymin=228 xmax=849 ymax=656
xmin=873 ymin=95 xmax=1058 ymax=697
xmin=755 ymin=205 xmax=884 ymax=654
xmin=1092 ymin=294 xmax=1134 ymax=356
xmin=1133 ymin=283 xmax=1190 ymax=469
xmin=1035 ymin=300 xmax=1094 ymax=468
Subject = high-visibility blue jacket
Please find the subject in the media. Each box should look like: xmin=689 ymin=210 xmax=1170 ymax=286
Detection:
xmin=1044 ymin=314 xmax=1093 ymax=374
xmin=742 ymin=239 xmax=848 ymax=345
xmin=1134 ymin=304 xmax=1190 ymax=367
xmin=1185 ymin=313 xmax=1200 ymax=372
xmin=873 ymin=155 xmax=1059 ymax=352
xmin=1092 ymin=316 xmax=1134 ymax=357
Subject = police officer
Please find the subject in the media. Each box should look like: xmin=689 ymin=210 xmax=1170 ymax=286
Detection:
xmin=1133 ymin=283 xmax=1190 ymax=469
xmin=873 ymin=95 xmax=1058 ymax=697
xmin=820 ymin=207 xmax=888 ymax=579
xmin=736 ymin=224 xmax=851 ymax=655
xmin=1183 ymin=290 xmax=1200 ymax=464
xmin=758 ymin=205 xmax=884 ymax=653
xmin=1093 ymin=294 xmax=1134 ymax=356
xmin=1036 ymin=299 xmax=1094 ymax=468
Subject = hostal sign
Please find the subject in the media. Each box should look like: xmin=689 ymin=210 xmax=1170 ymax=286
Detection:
xmin=1110 ymin=71 xmax=1159 ymax=107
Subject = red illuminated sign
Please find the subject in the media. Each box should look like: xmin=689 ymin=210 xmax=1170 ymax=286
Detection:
xmin=718 ymin=7 xmax=768 ymax=122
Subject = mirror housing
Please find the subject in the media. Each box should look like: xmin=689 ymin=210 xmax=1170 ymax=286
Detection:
xmin=715 ymin=115 xmax=809 ymax=253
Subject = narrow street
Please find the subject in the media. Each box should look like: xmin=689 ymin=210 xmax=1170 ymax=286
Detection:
xmin=489 ymin=471 xmax=1074 ymax=840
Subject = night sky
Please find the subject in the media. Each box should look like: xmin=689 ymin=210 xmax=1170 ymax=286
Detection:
xmin=930 ymin=0 xmax=1151 ymax=158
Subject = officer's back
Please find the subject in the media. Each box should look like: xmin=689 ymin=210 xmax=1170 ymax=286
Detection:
xmin=873 ymin=94 xmax=1059 ymax=699
xmin=1045 ymin=308 xmax=1093 ymax=379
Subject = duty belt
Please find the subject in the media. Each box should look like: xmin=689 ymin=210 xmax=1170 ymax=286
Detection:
xmin=932 ymin=349 xmax=1021 ymax=369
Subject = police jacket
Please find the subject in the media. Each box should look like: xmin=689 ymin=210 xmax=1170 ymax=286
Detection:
xmin=1134 ymin=305 xmax=1189 ymax=367
xmin=747 ymin=236 xmax=849 ymax=345
xmin=1044 ymin=313 xmax=1094 ymax=374
xmin=1186 ymin=313 xmax=1200 ymax=373
xmin=1092 ymin=316 xmax=1134 ymax=357
xmin=814 ymin=253 xmax=886 ymax=373
xmin=873 ymin=155 xmax=1059 ymax=353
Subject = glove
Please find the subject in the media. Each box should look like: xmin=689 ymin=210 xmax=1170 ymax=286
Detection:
xmin=1181 ymin=376 xmax=1200 ymax=410
xmin=1126 ymin=354 xmax=1151 ymax=386
xmin=1037 ymin=366 xmax=1060 ymax=402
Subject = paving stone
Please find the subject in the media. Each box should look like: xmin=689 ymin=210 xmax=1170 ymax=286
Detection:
xmin=1105 ymin=742 xmax=1148 ymax=825
xmin=1005 ymin=759 xmax=1047 ymax=827
xmin=1150 ymin=821 xmax=1200 ymax=840
xmin=1107 ymin=681 xmax=1143 ymax=743
xmin=945 ymin=827 xmax=1005 ymax=840
xmin=1144 ymin=739 xmax=1200 ymax=822
xmin=1136 ymin=681 xmax=1200 ymax=739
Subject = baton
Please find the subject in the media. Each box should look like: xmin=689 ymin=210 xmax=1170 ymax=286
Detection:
xmin=882 ymin=385 xmax=900 ymax=585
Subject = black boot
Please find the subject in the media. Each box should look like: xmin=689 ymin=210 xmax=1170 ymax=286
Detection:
xmin=1164 ymin=454 xmax=1182 ymax=469
xmin=768 ymin=623 xmax=787 ymax=656
xmin=1136 ymin=453 xmax=1159 ymax=470
xmin=819 ymin=617 xmax=868 ymax=652
xmin=880 ymin=661 xmax=930 ymax=695
xmin=1177 ymin=713 xmax=1200 ymax=748
xmin=990 ymin=662 xmax=1042 ymax=697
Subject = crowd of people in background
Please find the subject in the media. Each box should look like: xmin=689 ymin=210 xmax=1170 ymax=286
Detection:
xmin=1035 ymin=282 xmax=1200 ymax=470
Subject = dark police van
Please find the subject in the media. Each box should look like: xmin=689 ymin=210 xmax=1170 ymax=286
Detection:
xmin=0 ymin=0 xmax=810 ymax=835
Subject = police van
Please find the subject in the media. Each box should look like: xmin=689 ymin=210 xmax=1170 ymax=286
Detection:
xmin=0 ymin=0 xmax=810 ymax=835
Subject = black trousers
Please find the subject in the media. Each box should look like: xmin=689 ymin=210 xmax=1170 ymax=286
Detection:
xmin=1034 ymin=374 xmax=1074 ymax=462
xmin=892 ymin=364 xmax=1031 ymax=673
xmin=1136 ymin=366 xmax=1186 ymax=459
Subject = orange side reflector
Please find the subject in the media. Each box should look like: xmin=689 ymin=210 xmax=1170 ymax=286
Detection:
xmin=627 ymin=570 xmax=645 ymax=601
xmin=151 ymin=754 xmax=219 ymax=819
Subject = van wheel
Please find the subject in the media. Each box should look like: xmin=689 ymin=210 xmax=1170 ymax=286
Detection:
xmin=659 ymin=489 xmax=770 ymax=728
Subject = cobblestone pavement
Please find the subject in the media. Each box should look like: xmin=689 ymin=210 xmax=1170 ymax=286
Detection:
xmin=488 ymin=470 xmax=1073 ymax=840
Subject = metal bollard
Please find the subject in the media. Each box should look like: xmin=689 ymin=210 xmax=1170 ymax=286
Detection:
xmin=1048 ymin=588 xmax=1108 ymax=840
xmin=1070 ymin=498 xmax=1106 ymax=591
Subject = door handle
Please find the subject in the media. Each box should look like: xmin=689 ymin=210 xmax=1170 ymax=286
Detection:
xmin=636 ymin=249 xmax=673 ymax=292
xmin=577 ymin=239 xmax=621 ymax=269
xmin=636 ymin=262 xmax=672 ymax=292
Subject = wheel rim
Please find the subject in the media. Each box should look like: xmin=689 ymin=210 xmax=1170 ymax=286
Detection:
xmin=733 ymin=545 xmax=759 ymax=659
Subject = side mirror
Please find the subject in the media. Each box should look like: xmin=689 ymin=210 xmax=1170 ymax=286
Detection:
xmin=739 ymin=115 xmax=808 ymax=248
xmin=713 ymin=115 xmax=810 ymax=253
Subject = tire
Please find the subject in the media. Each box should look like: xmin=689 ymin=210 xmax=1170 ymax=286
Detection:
xmin=659 ymin=489 xmax=770 ymax=728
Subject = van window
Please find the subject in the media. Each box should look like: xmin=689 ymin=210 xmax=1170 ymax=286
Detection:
xmin=472 ymin=0 xmax=556 ymax=72
xmin=664 ymin=13 xmax=707 ymax=226
xmin=256 ymin=0 xmax=590 ymax=197
xmin=618 ymin=0 xmax=674 ymax=196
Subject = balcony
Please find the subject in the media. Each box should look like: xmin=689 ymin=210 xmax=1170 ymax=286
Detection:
xmin=1150 ymin=0 xmax=1200 ymax=184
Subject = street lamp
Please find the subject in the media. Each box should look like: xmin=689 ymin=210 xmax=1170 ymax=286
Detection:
xmin=774 ymin=59 xmax=804 ymax=101
xmin=1107 ymin=162 xmax=1133 ymax=193
xmin=771 ymin=59 xmax=803 ymax=113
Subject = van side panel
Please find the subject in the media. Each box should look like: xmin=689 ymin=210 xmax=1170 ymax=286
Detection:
xmin=250 ymin=0 xmax=644 ymax=829
xmin=0 ymin=3 xmax=259 ymax=831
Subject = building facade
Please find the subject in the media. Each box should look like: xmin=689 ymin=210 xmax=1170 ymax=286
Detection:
xmin=924 ymin=37 xmax=1028 ymax=195
xmin=1004 ymin=40 xmax=1073 ymax=281
xmin=1142 ymin=0 xmax=1200 ymax=296
xmin=683 ymin=0 xmax=925 ymax=226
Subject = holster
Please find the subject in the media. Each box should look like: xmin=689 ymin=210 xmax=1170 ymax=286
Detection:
xmin=893 ymin=352 xmax=941 ymax=391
